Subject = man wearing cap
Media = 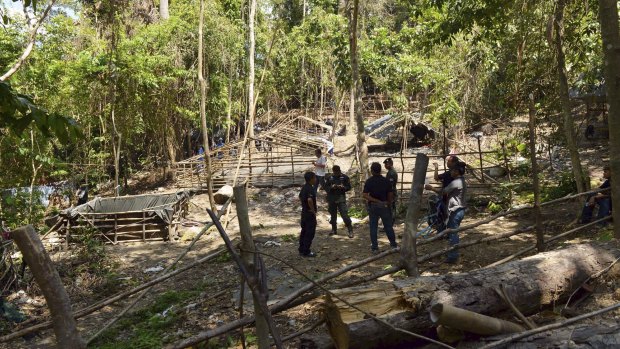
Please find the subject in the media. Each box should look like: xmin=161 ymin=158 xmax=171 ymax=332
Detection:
xmin=363 ymin=162 xmax=398 ymax=254
xmin=324 ymin=165 xmax=354 ymax=238
xmin=581 ymin=166 xmax=612 ymax=224
xmin=433 ymin=155 xmax=460 ymax=188
xmin=425 ymin=160 xmax=467 ymax=264
xmin=384 ymin=158 xmax=398 ymax=218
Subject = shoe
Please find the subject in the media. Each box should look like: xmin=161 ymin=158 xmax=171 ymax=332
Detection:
xmin=347 ymin=229 xmax=353 ymax=238
xmin=371 ymin=249 xmax=379 ymax=255
xmin=329 ymin=230 xmax=337 ymax=236
xmin=390 ymin=245 xmax=399 ymax=250
xmin=301 ymin=251 xmax=317 ymax=258
xmin=445 ymin=258 xmax=458 ymax=264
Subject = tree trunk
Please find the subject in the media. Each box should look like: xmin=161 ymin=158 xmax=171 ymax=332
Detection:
xmin=234 ymin=185 xmax=271 ymax=349
xmin=160 ymin=0 xmax=170 ymax=20
xmin=248 ymin=0 xmax=257 ymax=139
xmin=598 ymin=0 xmax=620 ymax=239
xmin=12 ymin=226 xmax=86 ymax=349
xmin=350 ymin=0 xmax=368 ymax=180
xmin=226 ymin=65 xmax=234 ymax=143
xmin=400 ymin=153 xmax=428 ymax=276
xmin=528 ymin=95 xmax=544 ymax=251
xmin=348 ymin=88 xmax=355 ymax=135
xmin=198 ymin=0 xmax=216 ymax=211
xmin=554 ymin=0 xmax=586 ymax=193
xmin=461 ymin=319 xmax=620 ymax=349
xmin=302 ymin=243 xmax=620 ymax=348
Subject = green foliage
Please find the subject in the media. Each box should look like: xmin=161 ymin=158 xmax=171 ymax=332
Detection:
xmin=0 ymin=81 xmax=81 ymax=143
xmin=541 ymin=171 xmax=577 ymax=202
xmin=0 ymin=188 xmax=45 ymax=229
xmin=214 ymin=251 xmax=232 ymax=263
xmin=92 ymin=289 xmax=200 ymax=349
xmin=348 ymin=204 xmax=367 ymax=219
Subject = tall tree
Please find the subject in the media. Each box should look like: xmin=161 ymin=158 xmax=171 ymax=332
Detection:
xmin=199 ymin=0 xmax=216 ymax=211
xmin=248 ymin=0 xmax=257 ymax=139
xmin=599 ymin=0 xmax=620 ymax=239
xmin=349 ymin=0 xmax=368 ymax=179
xmin=554 ymin=0 xmax=586 ymax=193
xmin=160 ymin=0 xmax=170 ymax=20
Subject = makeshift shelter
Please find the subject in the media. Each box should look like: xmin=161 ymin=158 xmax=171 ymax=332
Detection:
xmin=57 ymin=191 xmax=190 ymax=244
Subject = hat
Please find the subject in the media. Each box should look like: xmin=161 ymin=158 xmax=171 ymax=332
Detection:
xmin=383 ymin=158 xmax=393 ymax=164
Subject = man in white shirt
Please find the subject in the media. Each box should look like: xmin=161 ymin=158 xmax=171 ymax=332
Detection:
xmin=312 ymin=148 xmax=327 ymax=195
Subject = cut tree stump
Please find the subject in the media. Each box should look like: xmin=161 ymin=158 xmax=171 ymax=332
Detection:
xmin=213 ymin=185 xmax=234 ymax=205
xmin=301 ymin=243 xmax=620 ymax=349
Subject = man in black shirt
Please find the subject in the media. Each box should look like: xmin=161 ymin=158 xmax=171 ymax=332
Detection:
xmin=384 ymin=158 xmax=398 ymax=218
xmin=324 ymin=165 xmax=353 ymax=238
xmin=363 ymin=162 xmax=398 ymax=254
xmin=299 ymin=172 xmax=318 ymax=257
xmin=581 ymin=166 xmax=612 ymax=224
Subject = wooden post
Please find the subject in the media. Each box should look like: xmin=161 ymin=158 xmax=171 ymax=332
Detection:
xmin=528 ymin=94 xmax=544 ymax=252
xmin=400 ymin=153 xmax=429 ymax=276
xmin=477 ymin=136 xmax=485 ymax=183
xmin=142 ymin=211 xmax=146 ymax=242
xmin=234 ymin=185 xmax=272 ymax=349
xmin=290 ymin=147 xmax=295 ymax=184
xmin=114 ymin=214 xmax=118 ymax=244
xmin=501 ymin=140 xmax=512 ymax=182
xmin=12 ymin=225 xmax=86 ymax=349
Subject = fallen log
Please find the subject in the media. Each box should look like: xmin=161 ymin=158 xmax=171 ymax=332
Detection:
xmin=462 ymin=319 xmax=620 ymax=349
xmin=301 ymin=242 xmax=620 ymax=349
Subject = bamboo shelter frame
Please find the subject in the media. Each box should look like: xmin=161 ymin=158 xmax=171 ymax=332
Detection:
xmin=56 ymin=193 xmax=189 ymax=244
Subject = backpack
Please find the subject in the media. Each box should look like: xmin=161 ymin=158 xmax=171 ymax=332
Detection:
xmin=427 ymin=194 xmax=447 ymax=229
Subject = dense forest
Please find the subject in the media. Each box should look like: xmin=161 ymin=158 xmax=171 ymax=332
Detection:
xmin=1 ymin=0 xmax=616 ymax=223
xmin=2 ymin=0 xmax=620 ymax=348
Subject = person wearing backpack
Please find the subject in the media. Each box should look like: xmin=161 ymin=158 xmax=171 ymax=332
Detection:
xmin=425 ymin=161 xmax=467 ymax=264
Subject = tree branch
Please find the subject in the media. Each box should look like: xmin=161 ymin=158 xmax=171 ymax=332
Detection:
xmin=0 ymin=0 xmax=57 ymax=81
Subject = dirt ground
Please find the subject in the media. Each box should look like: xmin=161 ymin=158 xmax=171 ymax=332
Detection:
xmin=3 ymin=120 xmax=619 ymax=349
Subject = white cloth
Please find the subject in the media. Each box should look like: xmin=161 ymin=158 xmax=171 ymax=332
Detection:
xmin=314 ymin=155 xmax=327 ymax=176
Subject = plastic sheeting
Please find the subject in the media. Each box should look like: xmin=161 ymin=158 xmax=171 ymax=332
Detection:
xmin=63 ymin=191 xmax=189 ymax=224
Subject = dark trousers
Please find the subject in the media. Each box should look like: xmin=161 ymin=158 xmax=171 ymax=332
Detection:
xmin=299 ymin=212 xmax=317 ymax=255
xmin=445 ymin=208 xmax=465 ymax=262
xmin=328 ymin=200 xmax=352 ymax=231
xmin=581 ymin=196 xmax=611 ymax=223
xmin=368 ymin=204 xmax=397 ymax=250
xmin=313 ymin=176 xmax=324 ymax=195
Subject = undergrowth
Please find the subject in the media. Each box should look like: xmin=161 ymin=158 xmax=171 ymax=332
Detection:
xmin=91 ymin=289 xmax=201 ymax=349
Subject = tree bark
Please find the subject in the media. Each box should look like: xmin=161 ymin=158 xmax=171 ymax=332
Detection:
xmin=0 ymin=0 xmax=56 ymax=81
xmin=460 ymin=319 xmax=620 ymax=349
xmin=528 ymin=95 xmax=544 ymax=251
xmin=247 ymin=0 xmax=257 ymax=139
xmin=160 ymin=0 xmax=169 ymax=20
xmin=12 ymin=226 xmax=86 ymax=349
xmin=400 ymin=153 xmax=428 ymax=276
xmin=234 ymin=185 xmax=271 ymax=349
xmin=349 ymin=0 xmax=368 ymax=180
xmin=554 ymin=0 xmax=586 ymax=193
xmin=198 ymin=0 xmax=216 ymax=211
xmin=598 ymin=0 xmax=620 ymax=239
xmin=303 ymin=243 xmax=620 ymax=348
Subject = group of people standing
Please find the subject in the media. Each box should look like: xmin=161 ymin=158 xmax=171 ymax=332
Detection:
xmin=297 ymin=149 xmax=402 ymax=257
